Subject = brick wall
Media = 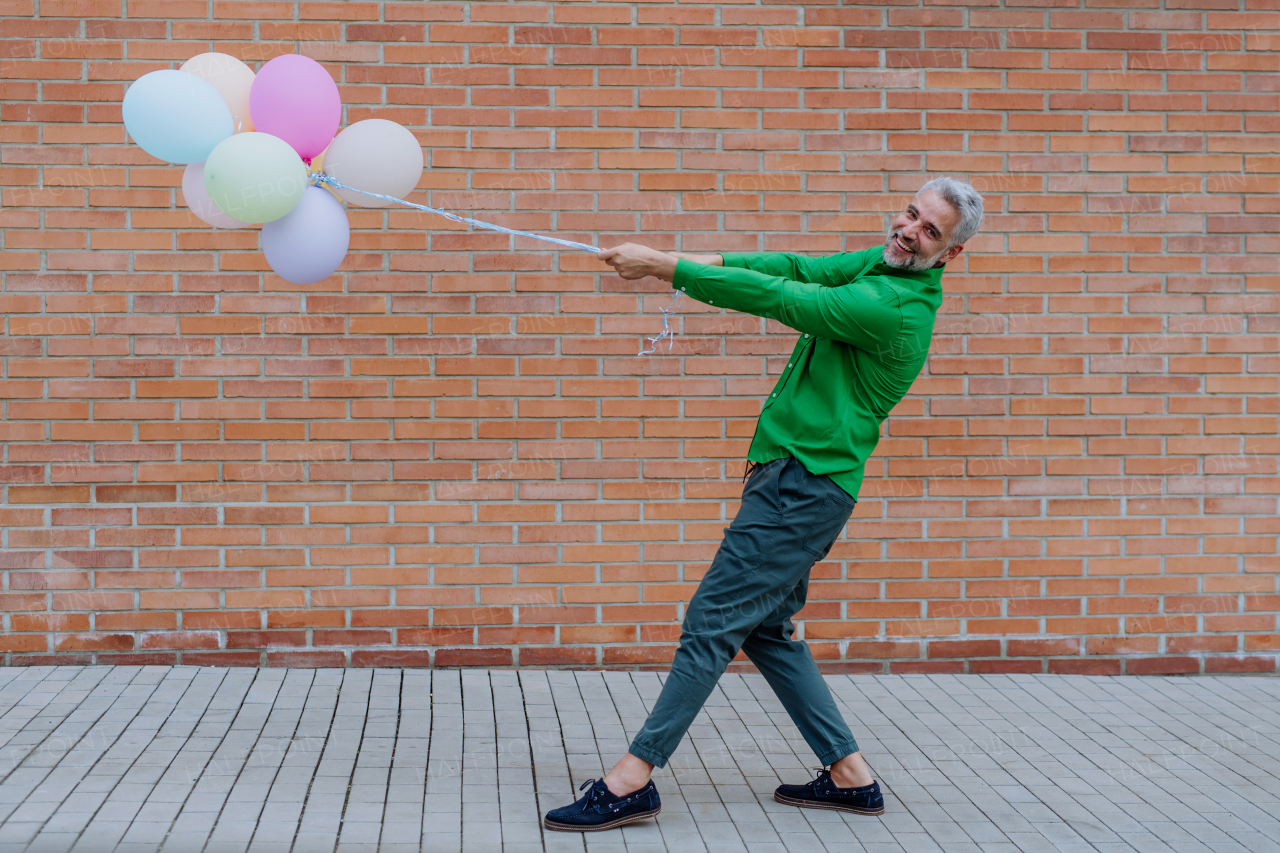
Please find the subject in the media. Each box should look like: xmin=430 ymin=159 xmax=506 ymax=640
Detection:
xmin=2 ymin=1 xmax=1278 ymax=675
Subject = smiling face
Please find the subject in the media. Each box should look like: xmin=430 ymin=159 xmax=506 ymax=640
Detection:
xmin=882 ymin=188 xmax=966 ymax=272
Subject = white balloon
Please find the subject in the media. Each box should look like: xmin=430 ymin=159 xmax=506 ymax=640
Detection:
xmin=181 ymin=52 xmax=256 ymax=133
xmin=181 ymin=160 xmax=251 ymax=229
xmin=321 ymin=119 xmax=423 ymax=208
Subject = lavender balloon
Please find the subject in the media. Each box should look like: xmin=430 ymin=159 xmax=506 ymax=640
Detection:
xmin=260 ymin=186 xmax=349 ymax=284
xmin=249 ymin=54 xmax=341 ymax=160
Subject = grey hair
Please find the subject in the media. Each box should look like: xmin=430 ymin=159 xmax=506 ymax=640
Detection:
xmin=915 ymin=176 xmax=984 ymax=249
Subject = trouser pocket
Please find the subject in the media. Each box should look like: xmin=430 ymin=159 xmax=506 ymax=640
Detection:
xmin=801 ymin=494 xmax=854 ymax=560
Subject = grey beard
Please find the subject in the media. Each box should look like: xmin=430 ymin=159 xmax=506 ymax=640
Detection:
xmin=882 ymin=234 xmax=946 ymax=271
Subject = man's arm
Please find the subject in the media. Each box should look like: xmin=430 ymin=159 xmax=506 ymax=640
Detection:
xmin=596 ymin=244 xmax=872 ymax=285
xmin=668 ymin=251 xmax=723 ymax=267
xmin=595 ymin=244 xmax=723 ymax=277
xmin=596 ymin=242 xmax=902 ymax=353
xmin=671 ymin=258 xmax=902 ymax=354
xmin=720 ymin=247 xmax=887 ymax=287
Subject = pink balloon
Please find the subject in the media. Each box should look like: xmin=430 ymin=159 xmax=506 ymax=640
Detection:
xmin=248 ymin=54 xmax=340 ymax=160
xmin=181 ymin=161 xmax=250 ymax=229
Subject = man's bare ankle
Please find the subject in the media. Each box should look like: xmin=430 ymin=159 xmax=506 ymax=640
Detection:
xmin=830 ymin=769 xmax=873 ymax=789
xmin=602 ymin=772 xmax=647 ymax=797
xmin=830 ymin=753 xmax=875 ymax=789
xmin=602 ymin=754 xmax=654 ymax=796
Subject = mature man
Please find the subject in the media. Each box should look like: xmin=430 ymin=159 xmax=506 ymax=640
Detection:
xmin=543 ymin=177 xmax=985 ymax=832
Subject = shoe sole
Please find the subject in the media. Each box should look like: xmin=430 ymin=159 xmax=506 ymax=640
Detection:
xmin=774 ymin=791 xmax=885 ymax=816
xmin=544 ymin=806 xmax=661 ymax=832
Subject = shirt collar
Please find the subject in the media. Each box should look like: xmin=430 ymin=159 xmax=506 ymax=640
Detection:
xmin=867 ymin=244 xmax=944 ymax=287
xmin=855 ymin=242 xmax=947 ymax=289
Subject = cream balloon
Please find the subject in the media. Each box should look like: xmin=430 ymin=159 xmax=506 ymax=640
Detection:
xmin=321 ymin=119 xmax=423 ymax=208
xmin=181 ymin=52 xmax=256 ymax=133
xmin=181 ymin=160 xmax=251 ymax=228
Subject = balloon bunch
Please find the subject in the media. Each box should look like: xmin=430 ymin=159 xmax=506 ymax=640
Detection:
xmin=123 ymin=53 xmax=424 ymax=284
xmin=121 ymin=54 xmax=670 ymax=346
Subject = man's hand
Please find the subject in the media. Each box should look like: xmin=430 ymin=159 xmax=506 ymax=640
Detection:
xmin=597 ymin=242 xmax=679 ymax=282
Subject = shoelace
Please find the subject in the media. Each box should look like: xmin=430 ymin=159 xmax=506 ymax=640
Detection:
xmin=811 ymin=766 xmax=876 ymax=793
xmin=578 ymin=778 xmax=605 ymax=805
xmin=578 ymin=778 xmax=646 ymax=811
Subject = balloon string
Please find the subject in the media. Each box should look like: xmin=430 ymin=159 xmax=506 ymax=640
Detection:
xmin=307 ymin=170 xmax=602 ymax=253
xmin=638 ymin=290 xmax=683 ymax=357
xmin=307 ymin=169 xmax=682 ymax=355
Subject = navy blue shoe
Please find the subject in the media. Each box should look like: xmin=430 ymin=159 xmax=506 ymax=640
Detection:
xmin=774 ymin=768 xmax=884 ymax=815
xmin=543 ymin=777 xmax=661 ymax=832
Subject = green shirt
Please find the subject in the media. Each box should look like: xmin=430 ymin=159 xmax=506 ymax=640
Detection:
xmin=671 ymin=245 xmax=945 ymax=500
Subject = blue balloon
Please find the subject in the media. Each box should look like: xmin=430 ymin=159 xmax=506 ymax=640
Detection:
xmin=122 ymin=69 xmax=234 ymax=164
xmin=261 ymin=186 xmax=350 ymax=284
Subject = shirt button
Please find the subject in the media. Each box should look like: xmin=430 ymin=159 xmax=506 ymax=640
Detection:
xmin=787 ymin=363 xmax=792 ymax=367
xmin=804 ymin=334 xmax=809 ymax=338
xmin=772 ymin=393 xmax=776 ymax=397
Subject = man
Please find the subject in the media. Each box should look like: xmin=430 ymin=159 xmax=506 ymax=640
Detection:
xmin=543 ymin=177 xmax=985 ymax=833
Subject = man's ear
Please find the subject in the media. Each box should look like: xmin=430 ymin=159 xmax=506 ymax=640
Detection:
xmin=940 ymin=244 xmax=963 ymax=265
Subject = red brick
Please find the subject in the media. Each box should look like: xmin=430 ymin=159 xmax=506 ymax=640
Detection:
xmin=436 ymin=648 xmax=513 ymax=667
xmin=971 ymin=660 xmax=1042 ymax=674
xmin=352 ymin=650 xmax=434 ymax=667
xmin=890 ymin=661 xmax=965 ymax=674
xmin=927 ymin=639 xmax=1001 ymax=658
xmin=521 ymin=647 xmax=597 ymax=665
xmin=266 ymin=650 xmax=347 ymax=667
xmin=1127 ymin=657 xmax=1201 ymax=675
xmin=1008 ymin=638 xmax=1080 ymax=657
xmin=1049 ymin=658 xmax=1122 ymax=676
xmin=1204 ymin=655 xmax=1276 ymax=674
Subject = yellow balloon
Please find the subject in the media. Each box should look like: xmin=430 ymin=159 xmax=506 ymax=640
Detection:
xmin=309 ymin=145 xmax=340 ymax=200
xmin=181 ymin=52 xmax=256 ymax=133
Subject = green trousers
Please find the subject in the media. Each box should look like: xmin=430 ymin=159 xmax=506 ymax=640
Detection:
xmin=629 ymin=457 xmax=860 ymax=769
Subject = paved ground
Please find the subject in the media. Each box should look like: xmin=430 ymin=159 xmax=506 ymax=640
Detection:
xmin=0 ymin=668 xmax=1277 ymax=853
